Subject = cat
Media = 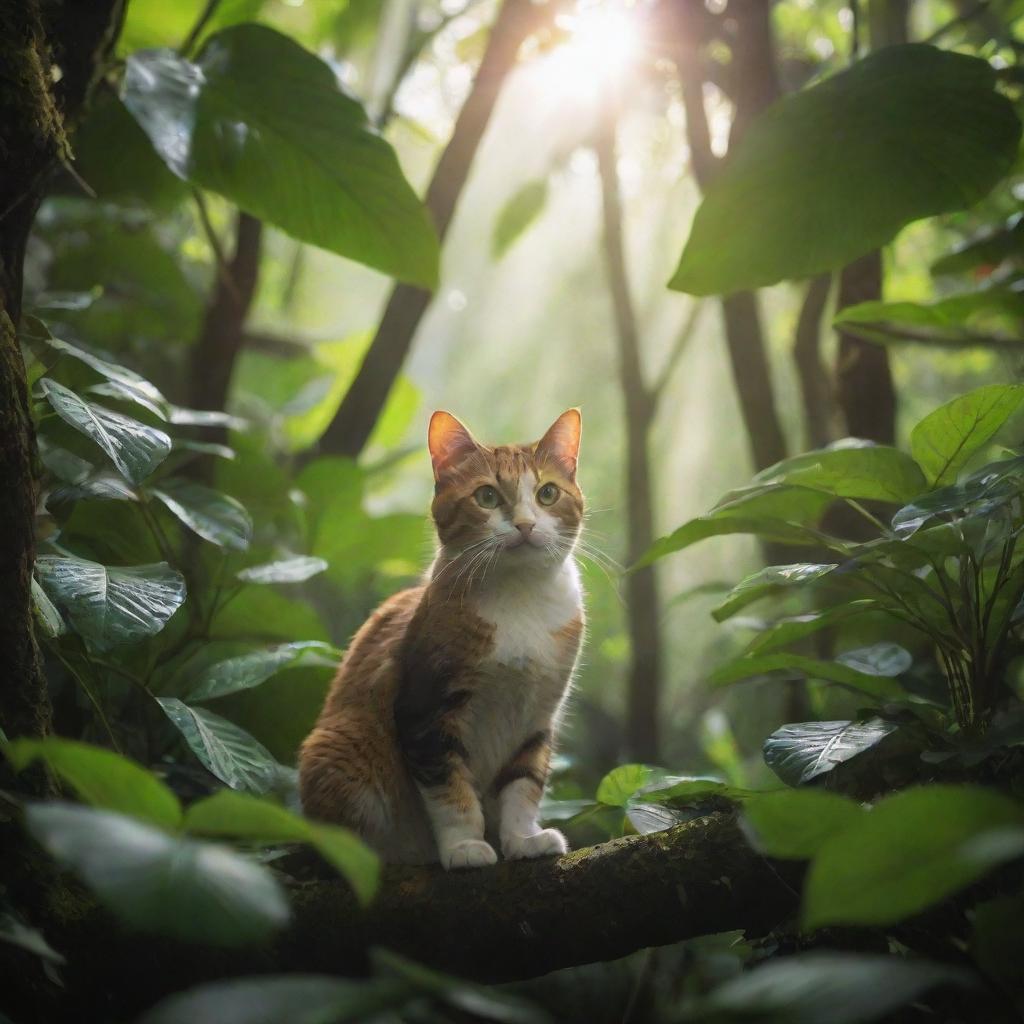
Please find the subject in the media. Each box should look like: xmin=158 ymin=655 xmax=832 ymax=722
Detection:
xmin=299 ymin=409 xmax=585 ymax=869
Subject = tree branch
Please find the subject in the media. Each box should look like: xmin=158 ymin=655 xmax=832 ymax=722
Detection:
xmin=317 ymin=0 xmax=553 ymax=459
xmin=32 ymin=813 xmax=799 ymax=1022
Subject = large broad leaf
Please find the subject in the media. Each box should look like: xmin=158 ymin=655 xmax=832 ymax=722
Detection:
xmin=122 ymin=24 xmax=439 ymax=288
xmin=149 ymin=479 xmax=253 ymax=550
xmin=25 ymin=803 xmax=289 ymax=946
xmin=31 ymin=577 xmax=65 ymax=637
xmin=743 ymin=790 xmax=864 ymax=860
xmin=754 ymin=441 xmax=927 ymax=504
xmin=187 ymin=642 xmax=339 ymax=701
xmin=688 ymin=952 xmax=967 ymax=1024
xmin=713 ymin=563 xmax=838 ymax=622
xmin=138 ymin=976 xmax=411 ymax=1024
xmin=635 ymin=486 xmax=837 ymax=569
xmin=710 ymin=653 xmax=904 ymax=701
xmin=804 ymin=785 xmax=1024 ymax=929
xmin=5 ymin=738 xmax=181 ymax=830
xmin=595 ymin=764 xmax=668 ymax=807
xmin=39 ymin=379 xmax=171 ymax=484
xmin=670 ymin=45 xmax=1021 ymax=295
xmin=763 ymin=719 xmax=899 ymax=786
xmin=910 ymin=384 xmax=1024 ymax=487
xmin=492 ymin=180 xmax=549 ymax=259
xmin=157 ymin=698 xmax=282 ymax=794
xmin=183 ymin=790 xmax=379 ymax=905
xmin=35 ymin=555 xmax=185 ymax=651
xmin=236 ymin=556 xmax=329 ymax=584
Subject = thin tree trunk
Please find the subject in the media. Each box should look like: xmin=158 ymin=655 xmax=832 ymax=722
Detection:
xmin=794 ymin=273 xmax=835 ymax=449
xmin=188 ymin=210 xmax=263 ymax=435
xmin=595 ymin=102 xmax=662 ymax=763
xmin=675 ymin=0 xmax=787 ymax=473
xmin=318 ymin=0 xmax=550 ymax=459
xmin=835 ymin=250 xmax=895 ymax=443
xmin=833 ymin=0 xmax=906 ymax=444
xmin=0 ymin=0 xmax=125 ymax=742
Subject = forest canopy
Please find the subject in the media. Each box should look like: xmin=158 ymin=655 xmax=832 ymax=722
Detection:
xmin=3 ymin=1 xmax=1024 ymax=1022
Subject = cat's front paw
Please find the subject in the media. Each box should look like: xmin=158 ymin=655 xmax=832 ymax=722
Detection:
xmin=502 ymin=828 xmax=568 ymax=861
xmin=441 ymin=838 xmax=498 ymax=870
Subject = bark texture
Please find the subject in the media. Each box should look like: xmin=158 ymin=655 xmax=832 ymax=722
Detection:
xmin=13 ymin=812 xmax=799 ymax=1022
xmin=318 ymin=0 xmax=549 ymax=458
xmin=0 ymin=0 xmax=124 ymax=740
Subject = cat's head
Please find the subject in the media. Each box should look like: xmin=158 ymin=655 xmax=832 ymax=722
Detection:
xmin=428 ymin=409 xmax=583 ymax=572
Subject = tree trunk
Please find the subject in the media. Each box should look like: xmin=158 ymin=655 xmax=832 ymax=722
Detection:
xmin=0 ymin=0 xmax=124 ymax=742
xmin=188 ymin=210 xmax=263 ymax=437
xmin=675 ymin=0 xmax=788 ymax=473
xmin=833 ymin=0 xmax=906 ymax=445
xmin=595 ymin=101 xmax=663 ymax=763
xmin=793 ymin=273 xmax=835 ymax=450
xmin=318 ymin=0 xmax=550 ymax=459
xmin=835 ymin=250 xmax=895 ymax=443
xmin=12 ymin=812 xmax=800 ymax=1022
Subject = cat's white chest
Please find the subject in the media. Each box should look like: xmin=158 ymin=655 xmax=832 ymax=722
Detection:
xmin=474 ymin=560 xmax=582 ymax=671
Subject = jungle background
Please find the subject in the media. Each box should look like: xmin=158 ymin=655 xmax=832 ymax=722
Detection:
xmin=4 ymin=0 xmax=1024 ymax=1020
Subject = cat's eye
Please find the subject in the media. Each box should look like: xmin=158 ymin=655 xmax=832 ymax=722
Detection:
xmin=537 ymin=482 xmax=560 ymax=506
xmin=475 ymin=485 xmax=500 ymax=509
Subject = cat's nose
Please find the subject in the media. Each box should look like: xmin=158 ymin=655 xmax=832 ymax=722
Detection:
xmin=514 ymin=521 xmax=535 ymax=539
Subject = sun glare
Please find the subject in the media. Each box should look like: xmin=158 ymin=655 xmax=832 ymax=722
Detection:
xmin=543 ymin=3 xmax=642 ymax=101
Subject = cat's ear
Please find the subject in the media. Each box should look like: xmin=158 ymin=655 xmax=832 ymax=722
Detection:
xmin=536 ymin=408 xmax=582 ymax=481
xmin=428 ymin=411 xmax=480 ymax=480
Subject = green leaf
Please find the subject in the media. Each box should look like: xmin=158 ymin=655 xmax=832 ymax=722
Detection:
xmin=187 ymin=642 xmax=339 ymax=701
xmin=138 ymin=975 xmax=411 ymax=1024
xmin=39 ymin=379 xmax=171 ymax=484
xmin=804 ymin=785 xmax=1024 ymax=929
xmin=763 ymin=718 xmax=899 ymax=786
xmin=27 ymin=321 xmax=170 ymax=417
xmin=638 ymin=776 xmax=751 ymax=805
xmin=713 ymin=563 xmax=838 ymax=622
xmin=35 ymin=555 xmax=185 ymax=651
xmin=26 ymin=803 xmax=288 ymax=946
xmin=0 ymin=910 xmax=65 ymax=965
xmin=157 ymin=698 xmax=282 ymax=794
xmin=635 ymin=486 xmax=836 ymax=568
xmin=211 ymin=586 xmax=330 ymax=643
xmin=595 ymin=764 xmax=667 ymax=807
xmin=48 ymin=471 xmax=139 ymax=507
xmin=688 ymin=952 xmax=968 ymax=1024
xmin=492 ymin=179 xmax=548 ymax=259
xmin=833 ymin=290 xmax=1024 ymax=347
xmin=743 ymin=790 xmax=864 ymax=860
xmin=745 ymin=601 xmax=878 ymax=655
xmin=31 ymin=577 xmax=66 ymax=637
xmin=933 ymin=215 xmax=1024 ymax=277
xmin=710 ymin=653 xmax=904 ymax=700
xmin=149 ymin=479 xmax=253 ymax=551
xmin=754 ymin=441 xmax=927 ymax=504
xmin=122 ymin=25 xmax=439 ymax=288
xmin=835 ymin=642 xmax=912 ymax=677
xmin=183 ymin=790 xmax=379 ymax=905
xmin=910 ymin=384 xmax=1024 ymax=486
xmin=236 ymin=556 xmax=329 ymax=584
xmin=5 ymin=738 xmax=181 ymax=830
xmin=373 ymin=948 xmax=553 ymax=1024
xmin=670 ymin=45 xmax=1021 ymax=295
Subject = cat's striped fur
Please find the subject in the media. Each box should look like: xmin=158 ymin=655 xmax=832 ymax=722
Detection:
xmin=299 ymin=410 xmax=585 ymax=868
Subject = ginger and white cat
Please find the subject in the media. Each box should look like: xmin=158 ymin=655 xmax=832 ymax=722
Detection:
xmin=299 ymin=409 xmax=585 ymax=869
